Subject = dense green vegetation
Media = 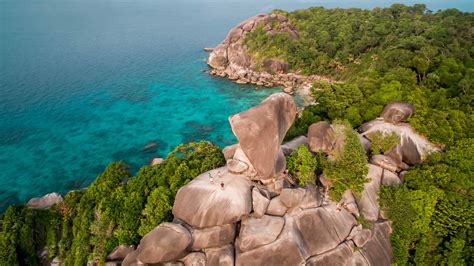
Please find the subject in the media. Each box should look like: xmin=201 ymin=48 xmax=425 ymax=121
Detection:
xmin=380 ymin=139 xmax=473 ymax=265
xmin=286 ymin=144 xmax=323 ymax=186
xmin=1 ymin=3 xmax=472 ymax=265
xmin=369 ymin=131 xmax=400 ymax=155
xmin=247 ymin=4 xmax=473 ymax=264
xmin=0 ymin=141 xmax=224 ymax=265
xmin=248 ymin=4 xmax=472 ymax=145
xmin=323 ymin=121 xmax=368 ymax=201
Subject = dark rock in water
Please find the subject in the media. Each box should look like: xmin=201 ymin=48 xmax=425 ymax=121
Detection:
xmin=136 ymin=223 xmax=192 ymax=264
xmin=381 ymin=102 xmax=414 ymax=124
xmin=229 ymin=93 xmax=296 ymax=180
xmin=143 ymin=141 xmax=158 ymax=152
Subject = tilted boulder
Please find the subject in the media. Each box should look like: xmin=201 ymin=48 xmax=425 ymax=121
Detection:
xmin=308 ymin=121 xmax=335 ymax=154
xmin=191 ymin=223 xmax=236 ymax=250
xmin=229 ymin=93 xmax=296 ymax=180
xmin=381 ymin=102 xmax=414 ymax=124
xmin=136 ymin=223 xmax=191 ymax=264
xmin=173 ymin=167 xmax=252 ymax=228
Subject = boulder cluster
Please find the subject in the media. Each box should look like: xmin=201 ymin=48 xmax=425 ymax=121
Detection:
xmin=106 ymin=95 xmax=438 ymax=266
xmin=206 ymin=13 xmax=333 ymax=95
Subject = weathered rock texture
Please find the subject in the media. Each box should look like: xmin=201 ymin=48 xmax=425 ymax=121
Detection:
xmin=229 ymin=93 xmax=296 ymax=180
xmin=120 ymin=96 xmax=411 ymax=266
xmin=308 ymin=121 xmax=335 ymax=154
xmin=27 ymin=192 xmax=63 ymax=209
xmin=207 ymin=13 xmax=333 ymax=95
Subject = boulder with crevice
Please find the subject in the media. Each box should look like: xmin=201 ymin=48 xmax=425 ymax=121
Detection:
xmin=298 ymin=185 xmax=323 ymax=209
xmin=179 ymin=252 xmax=207 ymax=266
xmin=107 ymin=245 xmax=135 ymax=261
xmin=236 ymin=215 xmax=285 ymax=252
xmin=281 ymin=135 xmax=308 ymax=155
xmin=27 ymin=192 xmax=63 ymax=209
xmin=306 ymin=241 xmax=354 ymax=265
xmin=294 ymin=205 xmax=356 ymax=256
xmin=191 ymin=223 xmax=236 ymax=250
xmin=229 ymin=93 xmax=296 ymax=180
xmin=266 ymin=196 xmax=288 ymax=216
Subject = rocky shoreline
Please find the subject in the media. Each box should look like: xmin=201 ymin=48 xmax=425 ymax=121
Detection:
xmin=205 ymin=13 xmax=335 ymax=100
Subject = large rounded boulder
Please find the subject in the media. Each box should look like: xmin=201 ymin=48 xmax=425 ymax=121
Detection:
xmin=136 ymin=223 xmax=192 ymax=264
xmin=228 ymin=93 xmax=296 ymax=180
xmin=381 ymin=102 xmax=414 ymax=124
xmin=307 ymin=121 xmax=335 ymax=154
xmin=172 ymin=167 xmax=252 ymax=228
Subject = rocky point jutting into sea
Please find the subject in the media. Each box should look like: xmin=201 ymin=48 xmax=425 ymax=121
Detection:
xmin=205 ymin=13 xmax=335 ymax=100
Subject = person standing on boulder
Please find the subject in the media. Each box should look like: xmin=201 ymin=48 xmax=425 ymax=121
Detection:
xmin=220 ymin=182 xmax=225 ymax=190
xmin=208 ymin=173 xmax=214 ymax=184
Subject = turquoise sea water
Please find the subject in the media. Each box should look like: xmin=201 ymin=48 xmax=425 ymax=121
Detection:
xmin=1 ymin=0 xmax=472 ymax=210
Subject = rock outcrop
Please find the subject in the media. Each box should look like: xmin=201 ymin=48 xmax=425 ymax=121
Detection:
xmin=206 ymin=13 xmax=333 ymax=95
xmin=119 ymin=98 xmax=433 ymax=266
xmin=229 ymin=93 xmax=296 ymax=180
xmin=27 ymin=192 xmax=63 ymax=209
xmin=307 ymin=121 xmax=335 ymax=154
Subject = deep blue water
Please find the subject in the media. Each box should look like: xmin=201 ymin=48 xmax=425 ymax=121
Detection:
xmin=0 ymin=0 xmax=472 ymax=210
